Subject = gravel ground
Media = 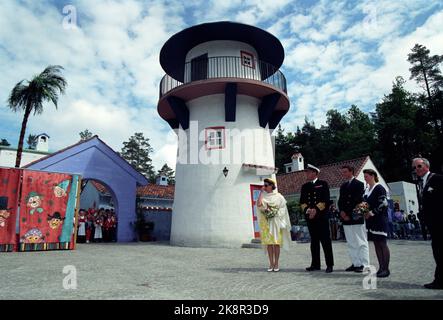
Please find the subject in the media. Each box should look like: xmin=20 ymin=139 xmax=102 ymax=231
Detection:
xmin=1 ymin=240 xmax=442 ymax=300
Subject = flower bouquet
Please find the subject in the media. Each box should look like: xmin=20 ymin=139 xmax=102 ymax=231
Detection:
xmin=263 ymin=204 xmax=279 ymax=220
xmin=352 ymin=202 xmax=372 ymax=220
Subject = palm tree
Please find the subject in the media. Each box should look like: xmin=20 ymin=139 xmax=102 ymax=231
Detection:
xmin=7 ymin=65 xmax=66 ymax=167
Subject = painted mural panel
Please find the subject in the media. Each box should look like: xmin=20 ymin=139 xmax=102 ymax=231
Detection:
xmin=18 ymin=170 xmax=79 ymax=251
xmin=0 ymin=168 xmax=21 ymax=252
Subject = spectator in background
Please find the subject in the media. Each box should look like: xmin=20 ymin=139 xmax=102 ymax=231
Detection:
xmin=85 ymin=209 xmax=95 ymax=243
xmin=407 ymin=211 xmax=417 ymax=238
xmin=328 ymin=204 xmax=339 ymax=241
xmin=110 ymin=211 xmax=117 ymax=242
xmin=393 ymin=207 xmax=405 ymax=238
xmin=77 ymin=209 xmax=87 ymax=243
xmin=387 ymin=206 xmax=394 ymax=239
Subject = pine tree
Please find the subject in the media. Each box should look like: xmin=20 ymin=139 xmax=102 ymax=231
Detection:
xmin=408 ymin=44 xmax=443 ymax=97
xmin=373 ymin=77 xmax=423 ymax=181
xmin=120 ymin=132 xmax=155 ymax=180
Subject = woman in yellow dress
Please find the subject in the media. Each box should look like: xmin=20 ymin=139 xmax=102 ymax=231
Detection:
xmin=257 ymin=178 xmax=292 ymax=272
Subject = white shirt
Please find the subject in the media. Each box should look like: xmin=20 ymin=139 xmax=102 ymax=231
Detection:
xmin=311 ymin=178 xmax=318 ymax=184
xmin=422 ymin=171 xmax=431 ymax=187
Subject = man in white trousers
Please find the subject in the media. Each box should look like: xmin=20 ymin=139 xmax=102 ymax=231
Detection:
xmin=338 ymin=165 xmax=370 ymax=272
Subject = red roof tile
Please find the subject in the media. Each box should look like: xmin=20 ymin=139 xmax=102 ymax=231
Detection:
xmin=90 ymin=181 xmax=108 ymax=194
xmin=277 ymin=156 xmax=369 ymax=196
xmin=90 ymin=181 xmax=175 ymax=199
xmin=136 ymin=184 xmax=175 ymax=199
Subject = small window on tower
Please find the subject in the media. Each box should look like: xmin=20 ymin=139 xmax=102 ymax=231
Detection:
xmin=205 ymin=127 xmax=225 ymax=150
xmin=241 ymin=51 xmax=255 ymax=69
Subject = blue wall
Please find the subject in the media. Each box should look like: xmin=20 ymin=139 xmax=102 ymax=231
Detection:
xmin=143 ymin=210 xmax=172 ymax=241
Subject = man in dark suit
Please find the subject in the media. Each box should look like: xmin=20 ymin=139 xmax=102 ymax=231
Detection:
xmin=338 ymin=165 xmax=369 ymax=273
xmin=300 ymin=164 xmax=334 ymax=273
xmin=413 ymin=157 xmax=443 ymax=289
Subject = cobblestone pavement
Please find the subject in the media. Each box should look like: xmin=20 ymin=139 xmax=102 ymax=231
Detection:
xmin=1 ymin=240 xmax=442 ymax=300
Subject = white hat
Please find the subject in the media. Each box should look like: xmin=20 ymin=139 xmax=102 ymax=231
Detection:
xmin=307 ymin=164 xmax=320 ymax=173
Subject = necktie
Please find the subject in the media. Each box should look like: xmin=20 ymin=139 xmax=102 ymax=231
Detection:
xmin=418 ymin=177 xmax=424 ymax=198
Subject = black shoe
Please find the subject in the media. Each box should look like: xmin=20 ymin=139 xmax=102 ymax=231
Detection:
xmin=325 ymin=266 xmax=333 ymax=273
xmin=354 ymin=266 xmax=364 ymax=273
xmin=376 ymin=270 xmax=390 ymax=278
xmin=306 ymin=266 xmax=321 ymax=271
xmin=345 ymin=265 xmax=356 ymax=272
xmin=424 ymin=282 xmax=443 ymax=290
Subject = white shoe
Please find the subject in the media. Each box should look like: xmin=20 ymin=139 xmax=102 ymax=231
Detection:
xmin=267 ymin=268 xmax=274 ymax=272
xmin=273 ymin=268 xmax=280 ymax=272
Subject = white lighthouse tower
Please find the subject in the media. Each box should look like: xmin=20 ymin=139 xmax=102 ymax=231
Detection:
xmin=157 ymin=22 xmax=290 ymax=247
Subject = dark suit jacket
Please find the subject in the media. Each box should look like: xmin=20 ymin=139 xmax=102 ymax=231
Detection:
xmin=300 ymin=179 xmax=330 ymax=221
xmin=419 ymin=173 xmax=443 ymax=233
xmin=338 ymin=178 xmax=365 ymax=225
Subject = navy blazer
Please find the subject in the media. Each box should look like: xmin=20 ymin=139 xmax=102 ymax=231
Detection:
xmin=338 ymin=178 xmax=365 ymax=225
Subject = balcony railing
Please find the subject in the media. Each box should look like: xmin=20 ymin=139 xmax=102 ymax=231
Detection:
xmin=159 ymin=56 xmax=287 ymax=98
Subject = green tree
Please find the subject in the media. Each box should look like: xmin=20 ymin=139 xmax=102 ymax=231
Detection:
xmin=274 ymin=125 xmax=297 ymax=172
xmin=7 ymin=65 xmax=66 ymax=167
xmin=0 ymin=139 xmax=11 ymax=146
xmin=294 ymin=118 xmax=325 ymax=165
xmin=408 ymin=44 xmax=443 ymax=99
xmin=79 ymin=129 xmax=93 ymax=141
xmin=120 ymin=132 xmax=155 ymax=180
xmin=373 ymin=77 xmax=423 ymax=181
xmin=26 ymin=134 xmax=38 ymax=150
xmin=157 ymin=163 xmax=175 ymax=185
xmin=341 ymin=105 xmax=376 ymax=160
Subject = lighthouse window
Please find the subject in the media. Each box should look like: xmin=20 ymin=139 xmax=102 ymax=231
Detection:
xmin=205 ymin=127 xmax=225 ymax=150
xmin=241 ymin=51 xmax=255 ymax=69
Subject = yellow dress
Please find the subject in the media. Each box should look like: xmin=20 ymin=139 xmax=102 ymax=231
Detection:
xmin=257 ymin=190 xmax=292 ymax=249
xmin=259 ymin=212 xmax=283 ymax=245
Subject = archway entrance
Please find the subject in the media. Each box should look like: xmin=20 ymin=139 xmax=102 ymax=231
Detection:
xmin=78 ymin=179 xmax=119 ymax=243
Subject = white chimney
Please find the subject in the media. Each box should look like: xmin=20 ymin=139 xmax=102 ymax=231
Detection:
xmin=285 ymin=152 xmax=304 ymax=173
xmin=35 ymin=133 xmax=49 ymax=152
xmin=156 ymin=175 xmax=168 ymax=186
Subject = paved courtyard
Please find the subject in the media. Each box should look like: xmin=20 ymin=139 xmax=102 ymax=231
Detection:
xmin=1 ymin=240 xmax=442 ymax=300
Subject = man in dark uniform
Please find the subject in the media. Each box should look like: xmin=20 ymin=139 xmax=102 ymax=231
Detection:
xmin=413 ymin=157 xmax=443 ymax=289
xmin=300 ymin=164 xmax=334 ymax=273
xmin=338 ymin=165 xmax=368 ymax=273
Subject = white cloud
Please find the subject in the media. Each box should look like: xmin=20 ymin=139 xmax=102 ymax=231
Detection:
xmin=280 ymin=2 xmax=443 ymax=131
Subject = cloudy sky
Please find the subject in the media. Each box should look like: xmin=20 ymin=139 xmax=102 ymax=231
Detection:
xmin=1 ymin=0 xmax=442 ymax=170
